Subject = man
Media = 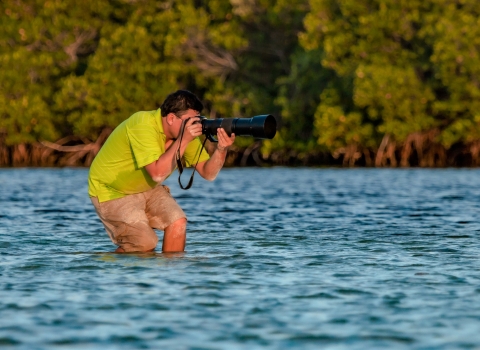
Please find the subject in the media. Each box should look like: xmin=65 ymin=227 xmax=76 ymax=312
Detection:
xmin=88 ymin=90 xmax=235 ymax=253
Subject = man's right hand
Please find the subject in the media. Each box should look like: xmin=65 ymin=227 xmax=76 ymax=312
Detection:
xmin=182 ymin=117 xmax=203 ymax=143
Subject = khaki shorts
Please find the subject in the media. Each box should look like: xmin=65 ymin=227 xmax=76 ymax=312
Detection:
xmin=91 ymin=185 xmax=186 ymax=252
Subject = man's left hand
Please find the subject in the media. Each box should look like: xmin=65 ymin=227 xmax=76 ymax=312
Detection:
xmin=216 ymin=128 xmax=235 ymax=152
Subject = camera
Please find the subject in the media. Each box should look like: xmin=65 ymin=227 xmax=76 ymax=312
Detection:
xmin=194 ymin=115 xmax=277 ymax=142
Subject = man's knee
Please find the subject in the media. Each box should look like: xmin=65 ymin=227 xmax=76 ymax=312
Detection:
xmin=120 ymin=234 xmax=158 ymax=253
xmin=139 ymin=233 xmax=159 ymax=251
xmin=166 ymin=217 xmax=187 ymax=233
xmin=170 ymin=217 xmax=187 ymax=227
xmin=117 ymin=223 xmax=159 ymax=253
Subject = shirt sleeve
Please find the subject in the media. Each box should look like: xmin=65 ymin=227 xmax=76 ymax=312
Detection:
xmin=126 ymin=123 xmax=163 ymax=169
xmin=183 ymin=137 xmax=210 ymax=167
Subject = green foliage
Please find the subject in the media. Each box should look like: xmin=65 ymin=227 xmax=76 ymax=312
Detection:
xmin=301 ymin=0 xmax=480 ymax=151
xmin=315 ymin=85 xmax=375 ymax=150
xmin=353 ymin=64 xmax=435 ymax=140
xmin=0 ymin=0 xmax=118 ymax=142
xmin=2 ymin=0 xmax=480 ymax=164
xmin=270 ymin=48 xmax=332 ymax=152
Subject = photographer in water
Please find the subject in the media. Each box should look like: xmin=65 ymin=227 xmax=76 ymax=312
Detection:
xmin=88 ymin=90 xmax=235 ymax=253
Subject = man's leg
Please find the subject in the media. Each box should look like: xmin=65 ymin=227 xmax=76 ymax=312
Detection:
xmin=162 ymin=218 xmax=187 ymax=252
xmin=91 ymin=196 xmax=159 ymax=253
xmin=145 ymin=185 xmax=188 ymax=252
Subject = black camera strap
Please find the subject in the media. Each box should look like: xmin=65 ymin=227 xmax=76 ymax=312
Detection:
xmin=175 ymin=119 xmax=208 ymax=190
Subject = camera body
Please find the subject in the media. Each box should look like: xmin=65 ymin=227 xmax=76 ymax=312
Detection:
xmin=194 ymin=115 xmax=276 ymax=142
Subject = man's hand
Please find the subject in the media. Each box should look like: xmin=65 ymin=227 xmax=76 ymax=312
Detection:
xmin=216 ymin=128 xmax=235 ymax=152
xmin=195 ymin=128 xmax=235 ymax=181
xmin=182 ymin=117 xmax=203 ymax=143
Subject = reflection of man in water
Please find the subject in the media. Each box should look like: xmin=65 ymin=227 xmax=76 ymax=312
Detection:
xmin=88 ymin=90 xmax=235 ymax=253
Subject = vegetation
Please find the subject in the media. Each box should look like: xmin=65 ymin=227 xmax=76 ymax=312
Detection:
xmin=1 ymin=0 xmax=480 ymax=167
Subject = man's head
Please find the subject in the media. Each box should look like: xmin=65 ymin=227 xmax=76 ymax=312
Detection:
xmin=160 ymin=90 xmax=203 ymax=118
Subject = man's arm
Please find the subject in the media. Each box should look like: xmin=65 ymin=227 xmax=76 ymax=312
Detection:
xmin=144 ymin=117 xmax=203 ymax=183
xmin=196 ymin=128 xmax=235 ymax=181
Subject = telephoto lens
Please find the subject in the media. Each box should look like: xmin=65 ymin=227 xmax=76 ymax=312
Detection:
xmin=200 ymin=115 xmax=277 ymax=139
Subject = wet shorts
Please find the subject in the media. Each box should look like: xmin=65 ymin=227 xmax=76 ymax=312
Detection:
xmin=90 ymin=185 xmax=186 ymax=252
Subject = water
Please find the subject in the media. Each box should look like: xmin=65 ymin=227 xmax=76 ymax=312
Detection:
xmin=1 ymin=167 xmax=480 ymax=349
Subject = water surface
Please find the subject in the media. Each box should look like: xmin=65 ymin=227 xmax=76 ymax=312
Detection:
xmin=1 ymin=168 xmax=480 ymax=349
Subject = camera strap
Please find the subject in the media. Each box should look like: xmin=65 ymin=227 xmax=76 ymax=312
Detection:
xmin=175 ymin=120 xmax=208 ymax=190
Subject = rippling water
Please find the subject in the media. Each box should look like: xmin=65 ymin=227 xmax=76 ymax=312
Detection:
xmin=1 ymin=167 xmax=480 ymax=349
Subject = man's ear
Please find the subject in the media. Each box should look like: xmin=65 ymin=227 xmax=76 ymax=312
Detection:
xmin=166 ymin=113 xmax=175 ymax=125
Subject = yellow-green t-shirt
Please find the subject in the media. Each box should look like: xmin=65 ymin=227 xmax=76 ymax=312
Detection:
xmin=88 ymin=109 xmax=210 ymax=202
